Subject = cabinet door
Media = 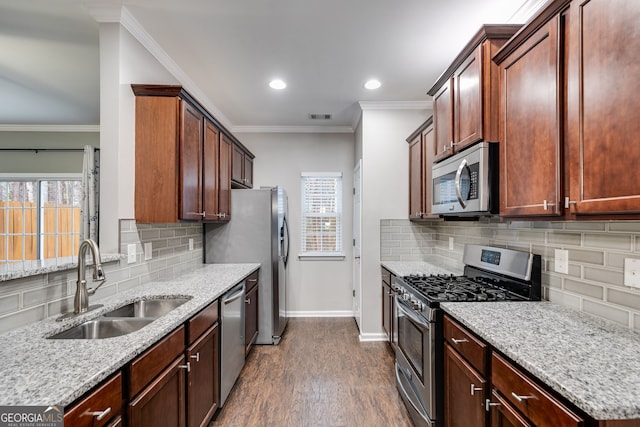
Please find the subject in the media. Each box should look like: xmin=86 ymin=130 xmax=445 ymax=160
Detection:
xmin=231 ymin=143 xmax=244 ymax=184
xmin=64 ymin=372 xmax=122 ymax=427
xmin=454 ymin=45 xmax=483 ymax=150
xmin=244 ymin=283 xmax=259 ymax=355
xmin=381 ymin=280 xmax=393 ymax=343
xmin=180 ymin=101 xmax=204 ymax=220
xmin=421 ymin=123 xmax=437 ymax=218
xmin=129 ymin=356 xmax=186 ymax=427
xmin=202 ymin=120 xmax=220 ymax=221
xmin=187 ymin=325 xmax=219 ymax=427
xmin=434 ymin=79 xmax=454 ymax=161
xmin=489 ymin=390 xmax=533 ymax=427
xmin=499 ymin=17 xmax=563 ymax=218
xmin=444 ymin=344 xmax=487 ymax=427
xmin=243 ymin=155 xmax=253 ymax=188
xmin=219 ymin=134 xmax=232 ymax=220
xmin=408 ymin=135 xmax=424 ymax=219
xmin=567 ymin=0 xmax=640 ymax=215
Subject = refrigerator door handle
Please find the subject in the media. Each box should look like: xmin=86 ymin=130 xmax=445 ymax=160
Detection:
xmin=282 ymin=216 xmax=290 ymax=267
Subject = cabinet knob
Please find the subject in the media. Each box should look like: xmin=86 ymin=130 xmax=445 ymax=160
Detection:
xmin=190 ymin=352 xmax=200 ymax=362
xmin=471 ymin=384 xmax=483 ymax=396
xmin=84 ymin=407 xmax=111 ymax=421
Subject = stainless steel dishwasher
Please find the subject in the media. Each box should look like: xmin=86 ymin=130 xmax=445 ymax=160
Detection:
xmin=220 ymin=281 xmax=245 ymax=406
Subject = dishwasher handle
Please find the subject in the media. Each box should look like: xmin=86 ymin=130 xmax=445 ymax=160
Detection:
xmin=223 ymin=286 xmax=245 ymax=304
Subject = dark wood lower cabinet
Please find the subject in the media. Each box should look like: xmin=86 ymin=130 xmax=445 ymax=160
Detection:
xmin=444 ymin=343 xmax=487 ymax=427
xmin=244 ymin=281 xmax=259 ymax=355
xmin=128 ymin=356 xmax=186 ymax=427
xmin=489 ymin=389 xmax=533 ymax=427
xmin=187 ymin=324 xmax=219 ymax=427
xmin=64 ymin=372 xmax=123 ymax=427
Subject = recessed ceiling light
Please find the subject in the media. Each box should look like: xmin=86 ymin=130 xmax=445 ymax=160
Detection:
xmin=269 ymin=79 xmax=287 ymax=90
xmin=364 ymin=79 xmax=381 ymax=90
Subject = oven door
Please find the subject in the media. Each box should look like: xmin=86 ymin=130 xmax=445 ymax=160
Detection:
xmin=395 ymin=296 xmax=436 ymax=426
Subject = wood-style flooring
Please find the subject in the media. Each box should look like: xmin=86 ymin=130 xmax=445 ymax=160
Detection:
xmin=209 ymin=317 xmax=414 ymax=427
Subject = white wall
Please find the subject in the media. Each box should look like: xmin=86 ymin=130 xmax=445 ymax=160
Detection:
xmin=238 ymin=132 xmax=355 ymax=315
xmin=358 ymin=108 xmax=430 ymax=338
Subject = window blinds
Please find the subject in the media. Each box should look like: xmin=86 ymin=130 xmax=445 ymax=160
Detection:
xmin=300 ymin=173 xmax=343 ymax=255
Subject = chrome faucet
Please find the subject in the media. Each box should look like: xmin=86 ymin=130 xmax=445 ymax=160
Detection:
xmin=73 ymin=239 xmax=107 ymax=315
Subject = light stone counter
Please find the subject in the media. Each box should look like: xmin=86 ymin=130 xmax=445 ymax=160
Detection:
xmin=0 ymin=262 xmax=259 ymax=407
xmin=381 ymin=260 xmax=463 ymax=278
xmin=441 ymin=301 xmax=640 ymax=420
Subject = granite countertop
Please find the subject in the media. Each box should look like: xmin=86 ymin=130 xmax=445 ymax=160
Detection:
xmin=381 ymin=260 xmax=463 ymax=277
xmin=0 ymin=262 xmax=260 ymax=407
xmin=441 ymin=301 xmax=640 ymax=420
xmin=0 ymin=254 xmax=124 ymax=282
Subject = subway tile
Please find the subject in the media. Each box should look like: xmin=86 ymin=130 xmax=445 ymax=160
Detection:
xmin=548 ymin=232 xmax=581 ymax=246
xmin=119 ymin=219 xmax=135 ymax=232
xmin=517 ymin=231 xmax=545 ymax=242
xmin=565 ymin=222 xmax=606 ymax=231
xmin=380 ymin=220 xmax=392 ymax=226
xmin=636 ymin=236 xmax=640 ymax=253
xmin=141 ymin=229 xmax=161 ymax=241
xmin=156 ymin=267 xmax=177 ymax=279
xmin=159 ymin=229 xmax=175 ymax=238
xmin=0 ymin=306 xmax=46 ymax=335
xmin=568 ymin=249 xmax=604 ymax=265
xmin=542 ymin=273 xmax=562 ymax=289
xmin=607 ymin=288 xmax=640 ymax=311
xmin=582 ymin=300 xmax=629 ymax=326
xmin=380 ymin=240 xmax=402 ymax=249
xmin=380 ymin=226 xmax=402 ymax=234
xmin=120 ymin=231 xmax=141 ymax=245
xmin=548 ymin=288 xmax=581 ymax=310
xmin=390 ymin=248 xmax=413 ymax=256
xmin=23 ymin=283 xmax=66 ymax=308
xmin=92 ymin=283 xmax=117 ymax=301
xmin=139 ymin=272 xmax=160 ymax=286
xmin=584 ymin=267 xmax=624 ymax=287
xmin=606 ymin=253 xmax=640 ymax=270
xmin=564 ymin=279 xmax=604 ymax=300
xmin=634 ymin=314 xmax=640 ymax=332
xmin=608 ymin=222 xmax=640 ymax=233
xmin=506 ymin=221 xmax=533 ymax=229
xmin=156 ymin=247 xmax=176 ymax=258
xmin=117 ymin=278 xmax=141 ymax=293
xmin=166 ymin=237 xmax=183 ymax=248
xmin=547 ymin=261 xmax=580 ymax=277
xmin=531 ymin=222 xmax=564 ymax=230
xmin=492 ymin=229 xmax=519 ymax=242
xmin=380 ymin=248 xmax=392 ymax=257
xmin=0 ymin=294 xmax=20 ymax=315
xmin=583 ymin=233 xmax=631 ymax=251
xmin=47 ymin=296 xmax=74 ymax=317
xmin=505 ymin=242 xmax=531 ymax=253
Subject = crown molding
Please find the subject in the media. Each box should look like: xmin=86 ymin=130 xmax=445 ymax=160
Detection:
xmin=84 ymin=2 xmax=122 ymax=23
xmin=232 ymin=125 xmax=354 ymax=134
xmin=0 ymin=125 xmax=100 ymax=132
xmin=358 ymin=100 xmax=433 ymax=111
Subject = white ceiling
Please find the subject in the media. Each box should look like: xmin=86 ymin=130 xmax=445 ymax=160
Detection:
xmin=0 ymin=0 xmax=539 ymax=131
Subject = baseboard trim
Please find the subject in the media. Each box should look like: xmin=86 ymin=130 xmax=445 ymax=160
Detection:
xmin=359 ymin=333 xmax=387 ymax=342
xmin=287 ymin=310 xmax=354 ymax=318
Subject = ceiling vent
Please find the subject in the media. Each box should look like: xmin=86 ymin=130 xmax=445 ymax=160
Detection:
xmin=308 ymin=113 xmax=332 ymax=120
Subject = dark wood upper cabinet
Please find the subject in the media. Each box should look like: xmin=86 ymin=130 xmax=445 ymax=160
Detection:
xmin=218 ymin=134 xmax=233 ymax=220
xmin=202 ymin=120 xmax=220 ymax=221
xmin=407 ymin=117 xmax=438 ymax=220
xmin=180 ymin=101 xmax=205 ymax=220
xmin=231 ymin=142 xmax=254 ymax=189
xmin=495 ymin=0 xmax=640 ymax=219
xmin=428 ymin=25 xmax=521 ymax=163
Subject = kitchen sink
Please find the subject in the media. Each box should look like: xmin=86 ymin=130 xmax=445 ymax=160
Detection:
xmin=48 ymin=318 xmax=155 ymax=340
xmin=102 ymin=297 xmax=191 ymax=319
xmin=47 ymin=296 xmax=192 ymax=340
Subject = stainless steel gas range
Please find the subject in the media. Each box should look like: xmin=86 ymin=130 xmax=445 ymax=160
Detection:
xmin=394 ymin=244 xmax=541 ymax=427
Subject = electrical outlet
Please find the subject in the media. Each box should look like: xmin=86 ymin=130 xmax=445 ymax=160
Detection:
xmin=554 ymin=249 xmax=569 ymax=274
xmin=188 ymin=238 xmax=194 ymax=251
xmin=624 ymin=258 xmax=640 ymax=288
xmin=449 ymin=237 xmax=454 ymax=251
xmin=144 ymin=242 xmax=152 ymax=261
xmin=127 ymin=244 xmax=136 ymax=264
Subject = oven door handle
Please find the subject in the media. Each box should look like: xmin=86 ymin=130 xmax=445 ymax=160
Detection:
xmin=455 ymin=158 xmax=468 ymax=209
xmin=396 ymin=297 xmax=432 ymax=329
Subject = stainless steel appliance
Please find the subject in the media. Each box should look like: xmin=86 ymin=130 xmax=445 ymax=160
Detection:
xmin=431 ymin=142 xmax=498 ymax=216
xmin=204 ymin=186 xmax=289 ymax=345
xmin=219 ymin=281 xmax=245 ymax=406
xmin=394 ymin=244 xmax=541 ymax=427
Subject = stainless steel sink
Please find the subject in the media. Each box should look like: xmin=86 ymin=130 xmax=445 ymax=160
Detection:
xmin=102 ymin=297 xmax=191 ymax=318
xmin=47 ymin=297 xmax=192 ymax=339
xmin=48 ymin=318 xmax=155 ymax=339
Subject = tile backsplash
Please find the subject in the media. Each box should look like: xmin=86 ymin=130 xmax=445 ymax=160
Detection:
xmin=381 ymin=218 xmax=640 ymax=332
xmin=0 ymin=220 xmax=203 ymax=334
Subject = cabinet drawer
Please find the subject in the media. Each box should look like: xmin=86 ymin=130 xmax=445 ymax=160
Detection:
xmin=444 ymin=316 xmax=487 ymax=375
xmin=64 ymin=372 xmax=122 ymax=427
xmin=245 ymin=270 xmax=259 ymax=292
xmin=188 ymin=301 xmax=218 ymax=344
xmin=491 ymin=352 xmax=585 ymax=427
xmin=129 ymin=326 xmax=185 ymax=397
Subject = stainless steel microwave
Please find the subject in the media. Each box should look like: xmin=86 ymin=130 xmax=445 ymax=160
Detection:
xmin=431 ymin=142 xmax=498 ymax=216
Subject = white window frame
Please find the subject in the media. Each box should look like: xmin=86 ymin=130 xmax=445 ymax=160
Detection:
xmin=299 ymin=172 xmax=344 ymax=260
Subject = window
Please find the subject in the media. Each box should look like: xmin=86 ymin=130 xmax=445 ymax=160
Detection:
xmin=300 ymin=172 xmax=343 ymax=257
xmin=0 ymin=176 xmax=82 ymax=272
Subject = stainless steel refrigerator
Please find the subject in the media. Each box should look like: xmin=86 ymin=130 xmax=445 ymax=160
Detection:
xmin=204 ymin=186 xmax=289 ymax=344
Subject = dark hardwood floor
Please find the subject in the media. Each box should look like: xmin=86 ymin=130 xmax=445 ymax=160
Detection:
xmin=209 ymin=317 xmax=414 ymax=427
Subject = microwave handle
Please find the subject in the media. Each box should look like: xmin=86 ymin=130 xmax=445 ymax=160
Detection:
xmin=455 ymin=159 xmax=468 ymax=208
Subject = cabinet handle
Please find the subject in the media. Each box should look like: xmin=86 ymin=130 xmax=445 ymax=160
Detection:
xmin=511 ymin=392 xmax=536 ymax=402
xmin=187 ymin=211 xmax=206 ymax=217
xmin=190 ymin=352 xmax=200 ymax=362
xmin=471 ymin=384 xmax=483 ymax=396
xmin=485 ymin=399 xmax=501 ymax=412
xmin=415 ymin=211 xmax=424 ymax=216
xmin=216 ymin=212 xmax=227 ymax=218
xmin=247 ymin=278 xmax=258 ymax=283
xmin=179 ymin=362 xmax=191 ymax=373
xmin=245 ymin=297 xmax=251 ymax=304
xmin=84 ymin=407 xmax=111 ymax=421
xmin=451 ymin=337 xmax=469 ymax=344
xmin=542 ymin=200 xmax=556 ymax=211
xmin=564 ymin=197 xmax=577 ymax=209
